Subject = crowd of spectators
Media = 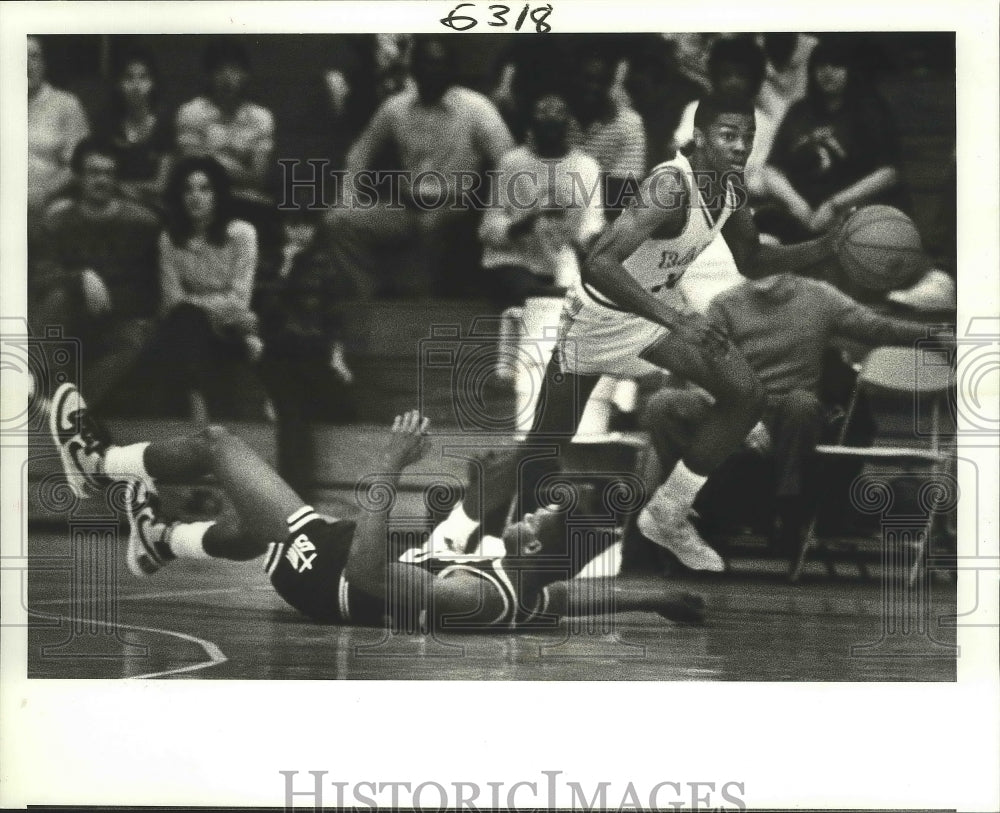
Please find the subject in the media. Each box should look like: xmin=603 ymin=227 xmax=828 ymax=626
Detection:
xmin=27 ymin=32 xmax=954 ymax=434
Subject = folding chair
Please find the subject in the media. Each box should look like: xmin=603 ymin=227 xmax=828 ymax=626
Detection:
xmin=790 ymin=344 xmax=955 ymax=584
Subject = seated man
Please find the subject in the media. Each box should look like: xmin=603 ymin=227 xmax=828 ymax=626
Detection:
xmin=637 ymin=272 xmax=945 ymax=564
xmin=49 ymin=384 xmax=704 ymax=629
xmin=30 ymin=137 xmax=160 ymax=411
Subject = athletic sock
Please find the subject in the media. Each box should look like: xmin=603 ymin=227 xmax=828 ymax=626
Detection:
xmin=655 ymin=461 xmax=708 ymax=515
xmin=165 ymin=520 xmax=215 ymax=560
xmin=429 ymin=503 xmax=481 ymax=553
xmin=103 ymin=443 xmax=153 ymax=487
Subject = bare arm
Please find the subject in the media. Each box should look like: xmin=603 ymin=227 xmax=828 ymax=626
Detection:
xmin=344 ymin=412 xmax=483 ymax=620
xmin=721 ymin=202 xmax=837 ymax=280
xmin=829 ymin=287 xmax=937 ymax=346
xmin=828 ymin=166 xmax=899 ymax=211
xmin=760 ymin=164 xmax=814 ymax=225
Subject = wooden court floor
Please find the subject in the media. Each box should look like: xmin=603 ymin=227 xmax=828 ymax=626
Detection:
xmin=24 ymin=527 xmax=957 ymax=681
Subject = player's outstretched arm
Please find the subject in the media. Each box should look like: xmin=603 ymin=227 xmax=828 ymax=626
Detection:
xmin=721 ymin=203 xmax=838 ymax=280
xmin=581 ymin=168 xmax=690 ymax=331
xmin=344 ymin=412 xmax=485 ymax=620
xmin=344 ymin=411 xmax=430 ymax=595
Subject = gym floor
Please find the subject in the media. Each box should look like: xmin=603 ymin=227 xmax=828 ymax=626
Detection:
xmin=25 ymin=526 xmax=957 ymax=681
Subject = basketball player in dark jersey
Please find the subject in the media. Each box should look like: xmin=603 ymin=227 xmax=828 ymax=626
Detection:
xmin=50 ymin=384 xmax=705 ymax=629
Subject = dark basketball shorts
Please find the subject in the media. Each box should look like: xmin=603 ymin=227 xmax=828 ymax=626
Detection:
xmin=263 ymin=506 xmax=358 ymax=624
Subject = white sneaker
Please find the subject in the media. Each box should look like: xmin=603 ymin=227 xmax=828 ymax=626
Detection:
xmin=49 ymin=383 xmax=112 ymax=499
xmin=638 ymin=493 xmax=725 ymax=572
xmin=125 ymin=480 xmax=175 ymax=577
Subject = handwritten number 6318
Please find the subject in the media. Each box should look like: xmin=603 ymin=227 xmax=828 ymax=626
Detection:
xmin=441 ymin=3 xmax=553 ymax=32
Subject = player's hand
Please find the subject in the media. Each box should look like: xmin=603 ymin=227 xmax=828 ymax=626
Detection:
xmin=384 ymin=410 xmax=431 ymax=469
xmin=672 ymin=311 xmax=731 ymax=360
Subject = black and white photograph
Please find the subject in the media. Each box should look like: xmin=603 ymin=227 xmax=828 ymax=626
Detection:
xmin=1 ymin=1 xmax=997 ymax=810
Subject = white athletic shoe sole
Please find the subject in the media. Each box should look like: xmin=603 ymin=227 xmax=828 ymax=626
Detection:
xmin=49 ymin=383 xmax=108 ymax=499
xmin=125 ymin=480 xmax=169 ymax=577
xmin=638 ymin=503 xmax=725 ymax=572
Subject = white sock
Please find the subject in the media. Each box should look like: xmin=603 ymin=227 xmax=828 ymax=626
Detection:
xmin=655 ymin=461 xmax=707 ymax=512
xmin=429 ymin=504 xmax=480 ymax=553
xmin=166 ymin=520 xmax=215 ymax=560
xmin=103 ymin=443 xmax=153 ymax=487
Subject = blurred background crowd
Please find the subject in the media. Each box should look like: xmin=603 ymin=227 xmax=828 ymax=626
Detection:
xmin=27 ymin=31 xmax=956 ymax=434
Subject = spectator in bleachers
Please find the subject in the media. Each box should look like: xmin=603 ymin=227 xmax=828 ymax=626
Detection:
xmin=326 ymin=34 xmax=515 ymax=299
xmin=619 ymin=34 xmax=704 ymax=169
xmin=28 ymin=36 xmax=90 ymax=240
xmin=100 ymin=48 xmax=173 ymax=211
xmin=176 ymin=38 xmax=275 ymax=204
xmin=175 ymin=38 xmax=278 ymax=253
xmin=254 ymin=208 xmax=358 ymax=496
xmin=638 ymin=272 xmax=937 ymax=563
xmin=490 ymin=37 xmax=587 ymax=143
xmin=672 ymin=36 xmax=771 ymax=197
xmin=286 ymin=35 xmax=411 ymax=173
xmin=757 ymin=37 xmax=903 ymax=243
xmin=30 ymin=138 xmax=160 ymax=409
xmin=479 ymin=93 xmax=604 ymax=309
xmin=136 ymin=156 xmax=266 ymax=419
xmin=565 ymin=48 xmax=646 ymax=207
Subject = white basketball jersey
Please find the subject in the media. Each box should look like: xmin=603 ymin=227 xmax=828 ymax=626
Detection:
xmin=619 ymin=153 xmax=738 ymax=299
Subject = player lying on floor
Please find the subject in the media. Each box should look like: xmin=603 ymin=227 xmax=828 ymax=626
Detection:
xmin=50 ymin=384 xmax=705 ymax=629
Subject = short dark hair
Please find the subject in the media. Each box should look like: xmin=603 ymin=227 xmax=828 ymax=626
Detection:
xmin=203 ymin=37 xmax=250 ymax=74
xmin=70 ymin=137 xmax=118 ymax=175
xmin=163 ymin=156 xmax=234 ymax=247
xmin=693 ymin=93 xmax=756 ymax=131
xmin=111 ymin=47 xmax=161 ymax=113
xmin=708 ymin=35 xmax=767 ymax=97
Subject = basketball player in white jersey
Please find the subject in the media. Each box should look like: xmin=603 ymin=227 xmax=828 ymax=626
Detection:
xmin=520 ymin=94 xmax=840 ymax=571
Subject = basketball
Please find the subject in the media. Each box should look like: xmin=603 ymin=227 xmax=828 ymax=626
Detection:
xmin=835 ymin=205 xmax=929 ymax=292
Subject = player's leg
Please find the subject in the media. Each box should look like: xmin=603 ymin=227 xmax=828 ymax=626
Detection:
xmin=641 ymin=331 xmax=765 ymax=475
xmin=633 ymin=334 xmax=764 ymax=571
xmin=118 ymin=426 xmax=306 ymax=575
xmin=517 ymin=354 xmax=601 ymax=514
xmin=622 ymin=386 xmax=713 ymax=572
xmin=543 ymin=577 xmax=706 ymax=624
xmin=50 ymin=383 xmax=306 ymax=575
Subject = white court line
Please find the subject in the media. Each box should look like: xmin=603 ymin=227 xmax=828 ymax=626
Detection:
xmin=28 ymin=601 xmax=228 ymax=679
xmin=31 ymin=585 xmax=250 ymax=606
